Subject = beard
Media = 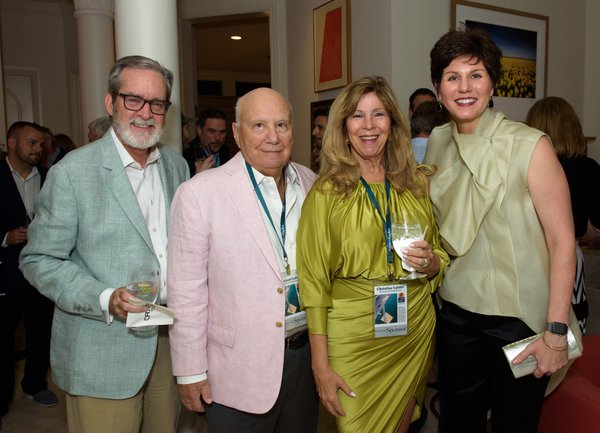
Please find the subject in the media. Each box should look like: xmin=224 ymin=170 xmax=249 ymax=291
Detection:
xmin=208 ymin=141 xmax=223 ymax=153
xmin=112 ymin=111 xmax=164 ymax=150
xmin=20 ymin=151 xmax=42 ymax=167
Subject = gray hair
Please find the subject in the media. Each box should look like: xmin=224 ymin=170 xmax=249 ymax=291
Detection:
xmin=88 ymin=116 xmax=112 ymax=141
xmin=107 ymin=55 xmax=174 ymax=101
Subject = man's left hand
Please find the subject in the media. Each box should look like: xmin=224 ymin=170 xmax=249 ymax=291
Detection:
xmin=108 ymin=287 xmax=148 ymax=320
xmin=178 ymin=380 xmax=213 ymax=412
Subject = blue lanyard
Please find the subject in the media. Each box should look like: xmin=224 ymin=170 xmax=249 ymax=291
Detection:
xmin=359 ymin=177 xmax=394 ymax=280
xmin=245 ymin=162 xmax=291 ymax=275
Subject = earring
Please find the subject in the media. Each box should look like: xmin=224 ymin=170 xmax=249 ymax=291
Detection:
xmin=435 ymin=102 xmax=443 ymax=113
xmin=489 ymin=96 xmax=494 ymax=108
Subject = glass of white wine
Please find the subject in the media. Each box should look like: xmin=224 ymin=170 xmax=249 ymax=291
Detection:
xmin=126 ymin=267 xmax=160 ymax=331
xmin=392 ymin=211 xmax=426 ymax=281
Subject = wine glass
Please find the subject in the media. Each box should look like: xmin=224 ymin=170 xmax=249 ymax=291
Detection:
xmin=126 ymin=267 xmax=160 ymax=331
xmin=392 ymin=212 xmax=426 ymax=281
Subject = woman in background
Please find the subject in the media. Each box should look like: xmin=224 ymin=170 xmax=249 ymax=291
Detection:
xmin=297 ymin=76 xmax=449 ymax=433
xmin=424 ymin=28 xmax=581 ymax=433
xmin=526 ymin=96 xmax=600 ymax=334
xmin=54 ymin=133 xmax=76 ymax=153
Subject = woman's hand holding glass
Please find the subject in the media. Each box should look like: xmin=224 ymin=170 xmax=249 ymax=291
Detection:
xmin=395 ymin=238 xmax=439 ymax=278
xmin=392 ymin=211 xmax=438 ymax=280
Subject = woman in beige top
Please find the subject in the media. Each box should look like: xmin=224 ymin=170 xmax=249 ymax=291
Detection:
xmin=424 ymin=28 xmax=581 ymax=433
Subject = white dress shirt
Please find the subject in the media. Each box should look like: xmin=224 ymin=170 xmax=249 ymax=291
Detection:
xmin=100 ymin=130 xmax=168 ymax=322
xmin=2 ymin=159 xmax=40 ymax=247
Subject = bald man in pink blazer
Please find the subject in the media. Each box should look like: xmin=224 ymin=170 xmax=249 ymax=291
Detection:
xmin=168 ymin=88 xmax=318 ymax=433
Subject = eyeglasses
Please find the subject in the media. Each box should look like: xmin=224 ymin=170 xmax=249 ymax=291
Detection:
xmin=117 ymin=93 xmax=171 ymax=115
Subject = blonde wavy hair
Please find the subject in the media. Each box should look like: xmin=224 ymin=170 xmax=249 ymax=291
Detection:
xmin=316 ymin=76 xmax=422 ymax=196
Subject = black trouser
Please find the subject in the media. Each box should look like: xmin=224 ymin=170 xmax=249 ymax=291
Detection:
xmin=437 ymin=300 xmax=549 ymax=433
xmin=0 ymin=283 xmax=54 ymax=416
xmin=205 ymin=341 xmax=319 ymax=433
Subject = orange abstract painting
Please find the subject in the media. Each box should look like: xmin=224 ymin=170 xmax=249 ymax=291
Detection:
xmin=319 ymin=7 xmax=342 ymax=83
xmin=313 ymin=0 xmax=350 ymax=92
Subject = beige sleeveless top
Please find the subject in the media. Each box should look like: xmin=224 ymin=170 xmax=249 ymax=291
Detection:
xmin=426 ymin=109 xmax=566 ymax=333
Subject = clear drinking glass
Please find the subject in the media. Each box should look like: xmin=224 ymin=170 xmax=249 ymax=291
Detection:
xmin=392 ymin=211 xmax=426 ymax=281
xmin=125 ymin=267 xmax=160 ymax=331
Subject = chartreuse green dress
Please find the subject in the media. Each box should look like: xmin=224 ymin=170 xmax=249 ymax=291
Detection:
xmin=297 ymin=178 xmax=449 ymax=433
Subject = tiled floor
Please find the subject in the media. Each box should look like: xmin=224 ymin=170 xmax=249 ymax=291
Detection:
xmin=2 ymin=343 xmax=437 ymax=433
xmin=1 ymin=371 xmax=438 ymax=433
xmin=4 ymin=250 xmax=598 ymax=433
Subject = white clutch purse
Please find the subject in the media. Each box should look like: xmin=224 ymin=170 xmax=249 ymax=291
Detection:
xmin=502 ymin=328 xmax=582 ymax=379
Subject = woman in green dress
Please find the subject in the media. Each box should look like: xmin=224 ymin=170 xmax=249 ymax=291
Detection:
xmin=297 ymin=76 xmax=449 ymax=433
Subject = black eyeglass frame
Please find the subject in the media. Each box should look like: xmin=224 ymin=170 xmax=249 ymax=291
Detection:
xmin=117 ymin=93 xmax=172 ymax=115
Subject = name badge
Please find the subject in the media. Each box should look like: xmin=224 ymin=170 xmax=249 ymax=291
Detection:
xmin=374 ymin=283 xmax=408 ymax=338
xmin=283 ymin=272 xmax=307 ymax=337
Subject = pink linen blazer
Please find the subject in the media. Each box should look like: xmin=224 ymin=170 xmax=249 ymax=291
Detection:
xmin=168 ymin=152 xmax=316 ymax=414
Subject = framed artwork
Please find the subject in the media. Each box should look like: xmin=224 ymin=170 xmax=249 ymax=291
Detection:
xmin=452 ymin=0 xmax=548 ymax=121
xmin=310 ymin=98 xmax=334 ymax=172
xmin=313 ymin=0 xmax=351 ymax=92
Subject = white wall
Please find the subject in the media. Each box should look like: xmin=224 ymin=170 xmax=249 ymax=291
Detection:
xmin=286 ymin=0 xmax=394 ymax=166
xmin=2 ymin=0 xmax=598 ymax=163
xmin=584 ymin=0 xmax=600 ymax=161
xmin=407 ymin=0 xmax=598 ymax=161
xmin=287 ymin=0 xmax=598 ymax=166
xmin=391 ymin=0 xmax=448 ymax=117
xmin=1 ymin=0 xmax=79 ymax=144
xmin=286 ymin=0 xmax=342 ymax=166
xmin=394 ymin=0 xmax=589 ymax=129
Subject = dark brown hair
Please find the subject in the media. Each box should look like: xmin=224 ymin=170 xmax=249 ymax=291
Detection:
xmin=6 ymin=121 xmax=46 ymax=141
xmin=410 ymin=100 xmax=450 ymax=137
xmin=430 ymin=28 xmax=503 ymax=91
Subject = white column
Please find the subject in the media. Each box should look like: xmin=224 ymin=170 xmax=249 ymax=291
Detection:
xmin=114 ymin=0 xmax=181 ymax=153
xmin=73 ymin=0 xmax=115 ymax=143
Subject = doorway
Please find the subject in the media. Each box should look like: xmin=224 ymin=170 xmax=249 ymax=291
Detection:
xmin=188 ymin=13 xmax=271 ymax=157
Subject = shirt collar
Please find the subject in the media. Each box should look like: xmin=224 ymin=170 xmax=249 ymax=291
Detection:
xmin=247 ymin=161 xmax=299 ymax=188
xmin=6 ymin=157 xmax=39 ymax=180
xmin=111 ymin=128 xmax=161 ymax=169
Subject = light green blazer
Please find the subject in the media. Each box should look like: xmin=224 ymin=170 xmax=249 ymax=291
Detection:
xmin=20 ymin=133 xmax=189 ymax=398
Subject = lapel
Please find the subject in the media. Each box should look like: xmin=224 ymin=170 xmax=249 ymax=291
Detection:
xmin=0 ymin=159 xmax=40 ymax=220
xmin=222 ymin=153 xmax=282 ymax=279
xmin=99 ymin=137 xmax=155 ymax=255
xmin=157 ymin=147 xmax=176 ymax=226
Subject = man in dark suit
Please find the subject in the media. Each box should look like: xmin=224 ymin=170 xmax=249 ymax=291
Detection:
xmin=0 ymin=121 xmax=58 ymax=426
xmin=183 ymin=107 xmax=231 ymax=176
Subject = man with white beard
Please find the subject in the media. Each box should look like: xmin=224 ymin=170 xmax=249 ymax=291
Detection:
xmin=20 ymin=55 xmax=189 ymax=433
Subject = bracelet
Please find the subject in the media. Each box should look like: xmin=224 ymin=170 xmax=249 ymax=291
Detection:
xmin=542 ymin=335 xmax=568 ymax=352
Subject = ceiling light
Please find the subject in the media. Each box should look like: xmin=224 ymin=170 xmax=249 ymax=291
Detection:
xmin=230 ymin=35 xmax=242 ymax=41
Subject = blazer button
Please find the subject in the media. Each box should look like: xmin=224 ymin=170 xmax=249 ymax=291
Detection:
xmin=277 ymin=287 xmax=284 ymax=294
xmin=275 ymin=321 xmax=283 ymax=328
